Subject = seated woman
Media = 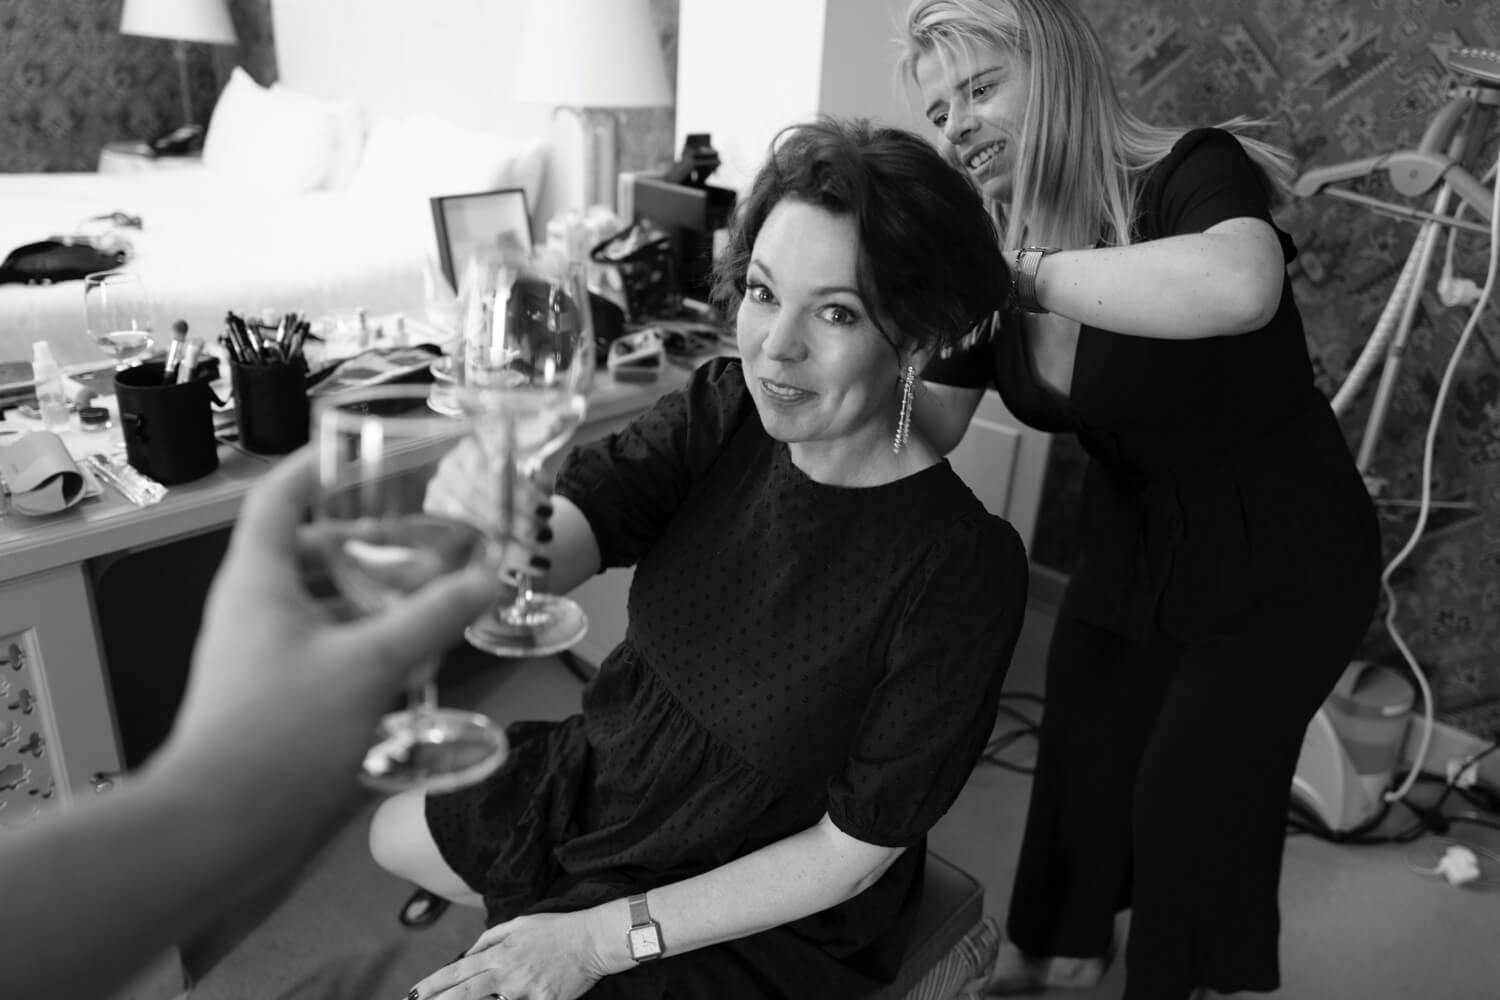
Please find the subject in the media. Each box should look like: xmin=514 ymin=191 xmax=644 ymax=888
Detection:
xmin=370 ymin=117 xmax=1029 ymax=1000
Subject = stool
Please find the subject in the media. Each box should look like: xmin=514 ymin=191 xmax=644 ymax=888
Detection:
xmin=869 ymin=851 xmax=998 ymax=1000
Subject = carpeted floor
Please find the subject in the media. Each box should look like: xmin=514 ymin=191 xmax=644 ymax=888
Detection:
xmin=191 ymin=603 xmax=1500 ymax=999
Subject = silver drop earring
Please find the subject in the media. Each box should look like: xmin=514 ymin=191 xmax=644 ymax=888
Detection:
xmin=893 ymin=364 xmax=915 ymax=454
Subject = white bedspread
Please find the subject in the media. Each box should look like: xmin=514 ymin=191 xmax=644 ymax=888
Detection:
xmin=0 ymin=168 xmax=438 ymax=369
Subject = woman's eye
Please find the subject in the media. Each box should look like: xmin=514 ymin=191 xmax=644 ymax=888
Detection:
xmin=745 ymin=280 xmax=774 ymax=304
xmin=819 ymin=304 xmax=859 ymax=327
xmin=931 ymin=111 xmax=949 ymax=129
xmin=972 ymin=82 xmax=993 ymax=100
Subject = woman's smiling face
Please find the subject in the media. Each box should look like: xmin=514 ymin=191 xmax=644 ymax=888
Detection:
xmin=913 ymin=42 xmax=1030 ymax=203
xmin=737 ymin=199 xmax=903 ymax=474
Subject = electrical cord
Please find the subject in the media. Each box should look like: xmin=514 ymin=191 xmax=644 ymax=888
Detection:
xmin=1288 ymin=743 xmax=1499 ymax=846
xmin=1437 ymin=159 xmax=1499 ymax=305
xmin=1286 ymin=795 xmax=1429 ymax=845
xmin=1376 ymin=138 xmax=1500 ymax=808
xmin=1405 ymin=837 xmax=1500 ymax=888
xmin=980 ymin=691 xmax=1043 ymax=775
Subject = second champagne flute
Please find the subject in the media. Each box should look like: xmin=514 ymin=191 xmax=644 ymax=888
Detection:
xmin=83 ymin=270 xmax=155 ymax=367
xmin=460 ymin=248 xmax=596 ymax=657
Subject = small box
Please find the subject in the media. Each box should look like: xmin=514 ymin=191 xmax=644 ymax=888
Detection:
xmin=631 ymin=177 xmax=736 ymax=305
xmin=632 ymin=177 xmax=736 ymax=231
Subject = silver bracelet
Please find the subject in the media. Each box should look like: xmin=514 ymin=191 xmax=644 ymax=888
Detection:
xmin=1013 ymin=247 xmax=1060 ymax=313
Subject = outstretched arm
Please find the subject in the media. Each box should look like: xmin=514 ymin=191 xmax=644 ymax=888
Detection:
xmin=0 ymin=450 xmax=500 ymax=1000
xmin=1026 ymin=217 xmax=1285 ymax=339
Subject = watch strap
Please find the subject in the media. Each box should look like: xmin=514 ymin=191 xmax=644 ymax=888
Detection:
xmin=628 ymin=892 xmax=651 ymax=926
xmin=1013 ymin=246 xmax=1060 ymax=313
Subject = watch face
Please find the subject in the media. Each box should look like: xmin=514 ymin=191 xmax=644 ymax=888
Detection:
xmin=628 ymin=923 xmax=663 ymax=959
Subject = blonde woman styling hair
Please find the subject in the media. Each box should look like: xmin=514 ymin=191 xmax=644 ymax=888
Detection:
xmin=900 ymin=2 xmax=1380 ymax=999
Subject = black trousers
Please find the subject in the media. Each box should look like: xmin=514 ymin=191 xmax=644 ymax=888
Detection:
xmin=1005 ymin=572 xmax=1378 ymax=999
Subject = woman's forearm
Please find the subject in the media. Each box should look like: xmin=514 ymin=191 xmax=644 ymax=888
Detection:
xmin=545 ymin=495 xmax=602 ymax=594
xmin=585 ymin=815 xmax=903 ymax=974
xmin=1030 ymin=219 xmax=1284 ymax=339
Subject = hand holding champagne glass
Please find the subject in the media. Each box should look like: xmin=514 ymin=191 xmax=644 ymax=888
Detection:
xmin=314 ymin=383 xmax=521 ymax=792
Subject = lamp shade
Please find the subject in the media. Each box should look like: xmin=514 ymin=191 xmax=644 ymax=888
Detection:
xmin=512 ymin=0 xmax=672 ymax=109
xmin=121 ymin=0 xmax=237 ymax=45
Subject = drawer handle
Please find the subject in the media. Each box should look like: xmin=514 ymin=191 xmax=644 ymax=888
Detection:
xmin=89 ymin=771 xmax=121 ymax=793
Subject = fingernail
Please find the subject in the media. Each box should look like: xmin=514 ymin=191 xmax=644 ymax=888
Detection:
xmin=537 ymin=526 xmax=554 ymax=543
xmin=530 ymin=554 xmax=552 ymax=570
xmin=535 ymin=502 xmax=553 ymax=518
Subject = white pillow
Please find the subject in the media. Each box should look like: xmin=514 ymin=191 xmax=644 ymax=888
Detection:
xmin=269 ymin=82 xmax=366 ymax=190
xmin=201 ymin=67 xmax=263 ymax=171
xmin=348 ymin=114 xmax=546 ymax=207
xmin=201 ymin=67 xmax=337 ymax=196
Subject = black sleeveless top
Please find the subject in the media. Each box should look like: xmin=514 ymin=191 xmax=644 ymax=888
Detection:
xmin=924 ymin=129 xmax=1379 ymax=640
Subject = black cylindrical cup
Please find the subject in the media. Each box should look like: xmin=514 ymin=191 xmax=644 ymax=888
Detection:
xmin=114 ymin=361 xmax=220 ymax=485
xmin=232 ymin=360 xmax=309 ymax=454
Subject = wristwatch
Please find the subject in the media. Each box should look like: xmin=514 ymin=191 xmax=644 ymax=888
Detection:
xmin=1013 ymin=246 xmax=1061 ymax=313
xmin=625 ymin=892 xmax=664 ymax=962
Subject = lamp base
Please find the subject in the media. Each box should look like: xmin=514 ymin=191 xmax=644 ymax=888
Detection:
xmin=172 ymin=40 xmax=196 ymax=130
xmin=577 ymin=107 xmax=620 ymax=211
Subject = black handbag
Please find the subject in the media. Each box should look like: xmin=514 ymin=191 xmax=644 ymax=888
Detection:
xmin=589 ymin=221 xmax=681 ymax=322
xmin=0 ymin=239 xmax=129 ymax=285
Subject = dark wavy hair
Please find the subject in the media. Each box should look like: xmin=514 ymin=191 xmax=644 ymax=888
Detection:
xmin=711 ymin=116 xmax=1010 ymax=356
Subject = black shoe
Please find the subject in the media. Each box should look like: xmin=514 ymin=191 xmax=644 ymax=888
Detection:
xmin=398 ymin=888 xmax=451 ymax=929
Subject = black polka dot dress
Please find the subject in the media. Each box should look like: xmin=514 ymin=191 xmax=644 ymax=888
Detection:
xmin=426 ymin=358 xmax=1029 ymax=998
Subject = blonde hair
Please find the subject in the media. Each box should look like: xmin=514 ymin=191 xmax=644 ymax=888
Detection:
xmin=897 ymin=0 xmax=1294 ymax=250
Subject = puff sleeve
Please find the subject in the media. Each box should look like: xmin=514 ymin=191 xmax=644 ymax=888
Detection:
xmin=826 ymin=511 xmax=1030 ymax=847
xmin=554 ymin=357 xmax=752 ymax=570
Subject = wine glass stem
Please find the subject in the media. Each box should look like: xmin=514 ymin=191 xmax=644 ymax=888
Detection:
xmin=498 ymin=457 xmax=547 ymax=622
xmin=406 ymin=665 xmax=440 ymax=722
xmin=515 ymin=570 xmax=538 ymax=609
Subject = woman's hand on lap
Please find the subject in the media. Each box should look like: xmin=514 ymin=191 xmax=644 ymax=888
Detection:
xmin=410 ymin=910 xmax=609 ymax=1000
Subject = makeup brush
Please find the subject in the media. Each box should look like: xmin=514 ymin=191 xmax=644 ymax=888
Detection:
xmin=163 ymin=319 xmax=189 ymax=382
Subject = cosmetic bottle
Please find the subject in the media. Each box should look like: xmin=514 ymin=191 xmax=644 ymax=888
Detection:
xmin=31 ymin=341 xmax=70 ymax=433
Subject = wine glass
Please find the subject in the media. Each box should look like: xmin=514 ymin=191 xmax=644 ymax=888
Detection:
xmin=459 ymin=247 xmax=596 ymax=658
xmin=83 ymin=270 xmax=154 ymax=366
xmin=314 ymin=382 xmax=516 ymax=793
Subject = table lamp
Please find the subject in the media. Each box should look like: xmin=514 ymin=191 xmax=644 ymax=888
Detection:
xmin=120 ymin=0 xmax=238 ymax=134
xmin=512 ymin=0 xmax=672 ymax=210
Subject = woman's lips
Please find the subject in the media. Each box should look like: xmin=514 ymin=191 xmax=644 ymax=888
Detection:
xmin=966 ymin=139 xmax=1005 ymax=174
xmin=759 ymin=378 xmax=814 ymax=404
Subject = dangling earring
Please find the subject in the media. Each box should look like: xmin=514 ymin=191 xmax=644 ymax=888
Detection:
xmin=893 ymin=364 xmax=915 ymax=454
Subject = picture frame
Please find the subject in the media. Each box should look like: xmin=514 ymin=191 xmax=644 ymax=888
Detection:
xmin=429 ymin=187 xmax=534 ymax=293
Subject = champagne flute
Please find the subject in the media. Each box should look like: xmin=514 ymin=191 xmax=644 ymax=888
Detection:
xmin=83 ymin=270 xmax=155 ymax=367
xmin=460 ymin=247 xmax=596 ymax=658
xmin=314 ymin=382 xmax=515 ymax=792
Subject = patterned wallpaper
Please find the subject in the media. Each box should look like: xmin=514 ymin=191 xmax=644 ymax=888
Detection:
xmin=0 ymin=0 xmax=670 ymax=174
xmin=1028 ymin=0 xmax=1500 ymax=739
xmin=0 ymin=0 xmax=275 ymax=173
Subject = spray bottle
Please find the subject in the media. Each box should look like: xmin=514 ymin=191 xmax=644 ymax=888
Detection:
xmin=31 ymin=341 xmax=69 ymax=433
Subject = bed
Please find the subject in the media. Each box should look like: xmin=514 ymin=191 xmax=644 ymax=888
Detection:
xmin=0 ymin=0 xmax=588 ymax=372
xmin=0 ymin=163 xmax=456 ymax=370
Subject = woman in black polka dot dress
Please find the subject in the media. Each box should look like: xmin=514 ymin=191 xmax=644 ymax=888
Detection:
xmin=372 ymin=119 xmax=1030 ymax=1000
